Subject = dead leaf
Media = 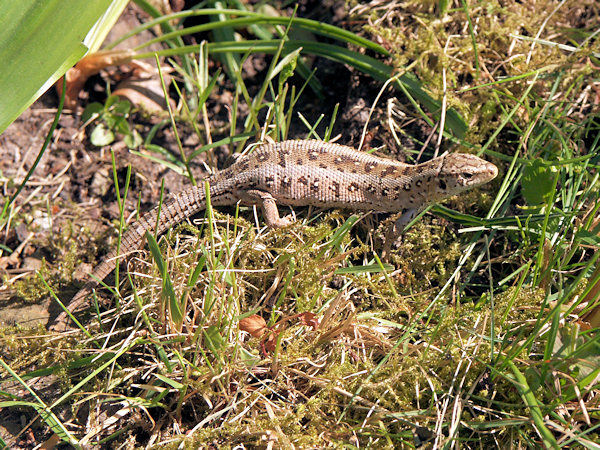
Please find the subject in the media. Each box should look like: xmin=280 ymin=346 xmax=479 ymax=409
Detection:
xmin=240 ymin=314 xmax=268 ymax=338
xmin=263 ymin=331 xmax=279 ymax=354
xmin=56 ymin=49 xmax=135 ymax=109
xmin=299 ymin=311 xmax=319 ymax=330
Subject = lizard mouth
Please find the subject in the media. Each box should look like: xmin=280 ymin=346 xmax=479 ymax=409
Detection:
xmin=469 ymin=161 xmax=498 ymax=185
xmin=486 ymin=162 xmax=499 ymax=180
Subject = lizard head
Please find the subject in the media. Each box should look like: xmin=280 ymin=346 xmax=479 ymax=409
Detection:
xmin=430 ymin=153 xmax=498 ymax=201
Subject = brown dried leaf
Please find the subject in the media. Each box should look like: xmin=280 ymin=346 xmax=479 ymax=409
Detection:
xmin=263 ymin=331 xmax=279 ymax=354
xmin=239 ymin=314 xmax=268 ymax=338
xmin=299 ymin=312 xmax=320 ymax=330
xmin=57 ymin=49 xmax=135 ymax=109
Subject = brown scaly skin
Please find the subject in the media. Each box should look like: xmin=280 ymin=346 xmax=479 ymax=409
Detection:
xmin=51 ymin=140 xmax=497 ymax=330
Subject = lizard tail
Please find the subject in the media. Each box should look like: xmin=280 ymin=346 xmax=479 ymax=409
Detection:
xmin=51 ymin=182 xmax=221 ymax=329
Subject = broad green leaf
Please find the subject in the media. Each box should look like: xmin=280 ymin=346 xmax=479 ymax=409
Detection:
xmin=155 ymin=373 xmax=185 ymax=390
xmin=521 ymin=159 xmax=556 ymax=206
xmin=91 ymin=123 xmax=115 ymax=146
xmin=204 ymin=325 xmax=225 ymax=356
xmin=81 ymin=102 xmax=104 ymax=123
xmin=124 ymin=129 xmax=143 ymax=148
xmin=576 ymin=230 xmax=600 ymax=246
xmin=0 ymin=0 xmax=126 ymax=134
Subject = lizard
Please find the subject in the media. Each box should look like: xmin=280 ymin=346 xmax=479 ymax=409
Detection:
xmin=51 ymin=139 xmax=497 ymax=329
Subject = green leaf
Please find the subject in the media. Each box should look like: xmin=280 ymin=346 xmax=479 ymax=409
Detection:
xmin=335 ymin=264 xmax=395 ymax=274
xmin=0 ymin=0 xmax=116 ymax=134
xmin=124 ymin=129 xmax=143 ymax=149
xmin=521 ymin=159 xmax=556 ymax=205
xmin=269 ymin=47 xmax=301 ymax=85
xmin=112 ymin=98 xmax=132 ymax=115
xmin=575 ymin=230 xmax=600 ymax=246
xmin=90 ymin=123 xmax=115 ymax=146
xmin=112 ymin=116 xmax=131 ymax=135
xmin=81 ymin=102 xmax=104 ymax=123
xmin=507 ymin=361 xmax=560 ymax=449
xmin=438 ymin=0 xmax=450 ymax=14
xmin=204 ymin=325 xmax=225 ymax=356
xmin=154 ymin=373 xmax=185 ymax=390
xmin=239 ymin=347 xmax=261 ymax=366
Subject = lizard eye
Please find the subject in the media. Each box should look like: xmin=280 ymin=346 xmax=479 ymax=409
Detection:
xmin=462 ymin=172 xmax=473 ymax=179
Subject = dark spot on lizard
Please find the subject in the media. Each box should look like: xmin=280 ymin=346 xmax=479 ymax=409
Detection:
xmin=330 ymin=181 xmax=340 ymax=196
xmin=281 ymin=176 xmax=291 ymax=188
xmin=278 ymin=153 xmax=287 ymax=168
xmin=319 ymin=163 xmax=327 ymax=169
xmin=298 ymin=175 xmax=309 ymax=186
xmin=439 ymin=179 xmax=447 ymax=190
xmin=265 ymin=176 xmax=275 ymax=187
xmin=364 ymin=162 xmax=378 ymax=173
xmin=348 ymin=182 xmax=360 ymax=193
xmin=310 ymin=180 xmax=320 ymax=191
xmin=257 ymin=152 xmax=269 ymax=162
xmin=297 ymin=159 xmax=303 ymax=165
xmin=366 ymin=184 xmax=377 ymax=194
xmin=308 ymin=151 xmax=319 ymax=161
xmin=237 ymin=160 xmax=250 ymax=171
xmin=403 ymin=183 xmax=411 ymax=191
xmin=382 ymin=188 xmax=390 ymax=197
xmin=415 ymin=179 xmax=422 ymax=187
xmin=382 ymin=166 xmax=399 ymax=176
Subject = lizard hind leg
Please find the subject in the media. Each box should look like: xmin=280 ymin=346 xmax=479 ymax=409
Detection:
xmin=242 ymin=189 xmax=295 ymax=228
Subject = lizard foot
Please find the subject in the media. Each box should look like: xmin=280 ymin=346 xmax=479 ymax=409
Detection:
xmin=269 ymin=213 xmax=295 ymax=228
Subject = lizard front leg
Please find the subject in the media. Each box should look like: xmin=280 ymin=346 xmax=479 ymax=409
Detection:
xmin=382 ymin=208 xmax=421 ymax=259
xmin=392 ymin=208 xmax=420 ymax=237
xmin=242 ymin=189 xmax=294 ymax=228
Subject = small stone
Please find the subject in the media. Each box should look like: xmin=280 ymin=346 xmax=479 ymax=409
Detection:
xmin=22 ymin=257 xmax=43 ymax=271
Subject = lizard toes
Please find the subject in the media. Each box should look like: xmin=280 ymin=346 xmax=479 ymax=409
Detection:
xmin=282 ymin=214 xmax=296 ymax=227
xmin=266 ymin=212 xmax=296 ymax=228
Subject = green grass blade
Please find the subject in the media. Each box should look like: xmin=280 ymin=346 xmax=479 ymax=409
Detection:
xmin=0 ymin=358 xmax=78 ymax=446
xmin=146 ymin=231 xmax=182 ymax=324
xmin=507 ymin=361 xmax=560 ymax=449
xmin=134 ymin=40 xmax=467 ymax=138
